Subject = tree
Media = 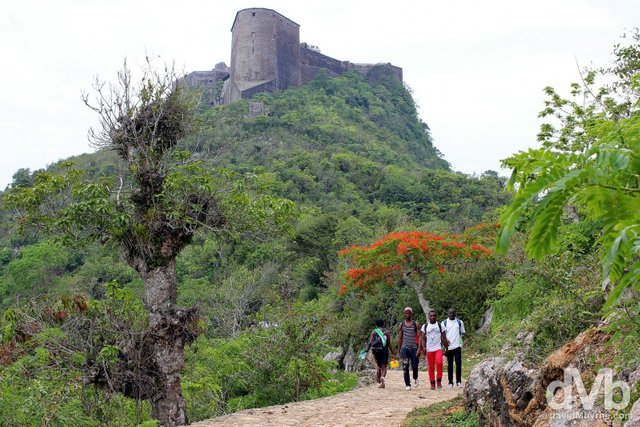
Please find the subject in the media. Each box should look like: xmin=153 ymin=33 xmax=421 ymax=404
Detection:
xmin=1 ymin=241 xmax=71 ymax=306
xmin=337 ymin=224 xmax=497 ymax=315
xmin=3 ymin=62 xmax=293 ymax=426
xmin=9 ymin=168 xmax=34 ymax=189
xmin=497 ymin=30 xmax=640 ymax=305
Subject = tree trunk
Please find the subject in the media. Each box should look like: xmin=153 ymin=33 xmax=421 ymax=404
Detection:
xmin=142 ymin=260 xmax=188 ymax=426
xmin=402 ymin=273 xmax=431 ymax=318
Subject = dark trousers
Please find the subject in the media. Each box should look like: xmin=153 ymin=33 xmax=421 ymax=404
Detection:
xmin=446 ymin=347 xmax=462 ymax=385
xmin=401 ymin=346 xmax=419 ymax=386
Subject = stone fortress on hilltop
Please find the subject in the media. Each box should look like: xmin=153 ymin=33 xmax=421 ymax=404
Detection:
xmin=182 ymin=8 xmax=403 ymax=105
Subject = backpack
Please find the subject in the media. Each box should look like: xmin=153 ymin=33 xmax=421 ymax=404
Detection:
xmin=443 ymin=318 xmax=464 ymax=346
xmin=371 ymin=327 xmax=387 ymax=351
xmin=421 ymin=321 xmax=442 ymax=335
xmin=421 ymin=321 xmax=442 ymax=348
xmin=442 ymin=318 xmax=462 ymax=329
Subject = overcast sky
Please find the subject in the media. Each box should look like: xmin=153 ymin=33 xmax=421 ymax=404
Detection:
xmin=1 ymin=0 xmax=638 ymax=189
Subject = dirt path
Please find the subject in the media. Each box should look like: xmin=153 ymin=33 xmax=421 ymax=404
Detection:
xmin=190 ymin=370 xmax=462 ymax=427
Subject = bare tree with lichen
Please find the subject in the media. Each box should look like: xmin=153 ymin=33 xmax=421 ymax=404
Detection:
xmin=4 ymin=60 xmax=294 ymax=426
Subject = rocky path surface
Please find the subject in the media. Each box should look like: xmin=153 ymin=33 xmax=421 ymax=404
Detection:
xmin=190 ymin=370 xmax=462 ymax=427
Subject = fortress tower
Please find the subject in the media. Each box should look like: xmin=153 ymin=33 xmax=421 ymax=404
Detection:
xmin=223 ymin=8 xmax=302 ymax=103
xmin=183 ymin=8 xmax=403 ymax=105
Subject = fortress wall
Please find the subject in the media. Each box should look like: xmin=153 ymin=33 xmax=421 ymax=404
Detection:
xmin=229 ymin=9 xmax=279 ymax=83
xmin=180 ymin=68 xmax=229 ymax=106
xmin=225 ymin=8 xmax=301 ymax=102
xmin=182 ymin=71 xmax=216 ymax=87
xmin=274 ymin=14 xmax=301 ymax=90
xmin=240 ymin=80 xmax=278 ymax=100
xmin=222 ymin=79 xmax=240 ymax=105
xmin=218 ymin=8 xmax=403 ymax=103
xmin=300 ymin=47 xmax=350 ymax=84
xmin=351 ymin=63 xmax=403 ymax=82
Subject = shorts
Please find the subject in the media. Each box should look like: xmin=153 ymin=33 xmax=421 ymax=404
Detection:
xmin=372 ymin=348 xmax=389 ymax=366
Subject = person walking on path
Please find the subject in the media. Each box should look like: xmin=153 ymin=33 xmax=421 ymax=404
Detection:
xmin=443 ymin=307 xmax=465 ymax=388
xmin=421 ymin=309 xmax=445 ymax=390
xmin=397 ymin=307 xmax=421 ymax=390
xmin=366 ymin=319 xmax=391 ymax=388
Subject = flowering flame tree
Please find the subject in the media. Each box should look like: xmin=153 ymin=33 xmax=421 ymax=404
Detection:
xmin=337 ymin=224 xmax=499 ymax=315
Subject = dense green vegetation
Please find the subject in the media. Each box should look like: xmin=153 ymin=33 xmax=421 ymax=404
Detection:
xmin=2 ymin=28 xmax=638 ymax=424
xmin=0 ymin=65 xmax=510 ymax=425
xmin=492 ymin=30 xmax=640 ymax=368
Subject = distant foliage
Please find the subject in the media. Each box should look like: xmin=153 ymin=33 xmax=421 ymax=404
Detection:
xmin=0 ymin=58 xmax=515 ymax=424
xmin=498 ymin=30 xmax=640 ymax=305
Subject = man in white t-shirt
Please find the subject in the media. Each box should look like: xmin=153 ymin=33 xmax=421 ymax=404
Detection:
xmin=420 ymin=309 xmax=446 ymax=389
xmin=443 ymin=307 xmax=465 ymax=388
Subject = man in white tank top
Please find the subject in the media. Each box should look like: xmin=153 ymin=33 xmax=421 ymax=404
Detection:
xmin=397 ymin=307 xmax=421 ymax=390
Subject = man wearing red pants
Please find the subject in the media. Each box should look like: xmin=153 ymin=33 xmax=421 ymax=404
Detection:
xmin=421 ymin=309 xmax=445 ymax=389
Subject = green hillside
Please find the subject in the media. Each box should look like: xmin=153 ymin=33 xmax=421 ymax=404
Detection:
xmin=0 ymin=66 xmax=512 ymax=425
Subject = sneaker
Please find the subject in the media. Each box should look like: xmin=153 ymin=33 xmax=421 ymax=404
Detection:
xmin=448 ymin=383 xmax=454 ymax=388
xmin=437 ymin=380 xmax=442 ymax=389
xmin=414 ymin=379 xmax=419 ymax=388
xmin=430 ymin=381 xmax=436 ymax=390
xmin=457 ymin=382 xmax=463 ymax=388
xmin=379 ymin=378 xmax=385 ymax=388
xmin=405 ymin=386 xmax=411 ymax=391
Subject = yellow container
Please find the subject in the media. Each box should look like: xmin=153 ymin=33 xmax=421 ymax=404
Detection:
xmin=389 ymin=358 xmax=399 ymax=369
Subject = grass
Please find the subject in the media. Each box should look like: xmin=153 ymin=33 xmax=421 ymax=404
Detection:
xmin=402 ymin=396 xmax=478 ymax=427
xmin=461 ymin=348 xmax=484 ymax=380
xmin=403 ymin=349 xmax=483 ymax=426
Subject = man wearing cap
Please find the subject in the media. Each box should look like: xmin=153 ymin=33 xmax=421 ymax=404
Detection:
xmin=397 ymin=307 xmax=421 ymax=390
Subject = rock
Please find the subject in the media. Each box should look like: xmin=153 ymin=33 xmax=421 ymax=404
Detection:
xmin=357 ymin=369 xmax=377 ymax=386
xmin=501 ymin=341 xmax=513 ymax=354
xmin=539 ymin=329 xmax=610 ymax=389
xmin=532 ymin=385 xmax=613 ymax=427
xmin=323 ymin=348 xmax=343 ymax=373
xmin=343 ymin=346 xmax=357 ymax=372
xmin=464 ymin=357 xmax=508 ymax=425
xmin=343 ymin=345 xmax=372 ymax=372
xmin=515 ymin=331 xmax=535 ymax=356
xmin=625 ymin=398 xmax=640 ymax=427
xmin=466 ymin=326 xmax=616 ymax=426
xmin=478 ymin=306 xmax=494 ymax=334
xmin=627 ymin=367 xmax=640 ymax=389
xmin=323 ymin=349 xmax=342 ymax=363
xmin=498 ymin=359 xmax=542 ymax=425
xmin=499 ymin=331 xmax=534 ymax=360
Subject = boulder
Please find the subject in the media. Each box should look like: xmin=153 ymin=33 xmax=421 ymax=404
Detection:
xmin=465 ymin=357 xmax=541 ymax=426
xmin=343 ymin=346 xmax=357 ymax=372
xmin=626 ymin=367 xmax=640 ymax=389
xmin=532 ymin=385 xmax=614 ymax=427
xmin=478 ymin=306 xmax=494 ymax=334
xmin=466 ymin=326 xmax=618 ymax=426
xmin=464 ymin=357 xmax=507 ymax=425
xmin=323 ymin=348 xmax=342 ymax=363
xmin=625 ymin=399 xmax=640 ymax=427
